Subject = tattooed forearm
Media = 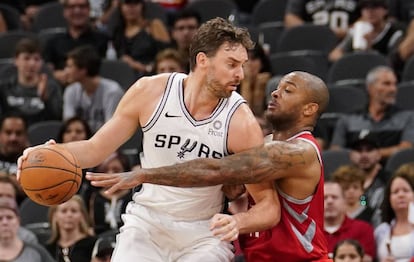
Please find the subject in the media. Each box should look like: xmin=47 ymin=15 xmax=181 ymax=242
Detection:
xmin=141 ymin=140 xmax=310 ymax=187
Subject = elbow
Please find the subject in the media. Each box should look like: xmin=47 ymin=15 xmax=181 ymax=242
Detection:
xmin=269 ymin=206 xmax=281 ymax=228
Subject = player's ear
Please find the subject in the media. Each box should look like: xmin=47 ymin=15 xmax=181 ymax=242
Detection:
xmin=303 ymin=102 xmax=318 ymax=117
xmin=195 ymin=52 xmax=208 ymax=68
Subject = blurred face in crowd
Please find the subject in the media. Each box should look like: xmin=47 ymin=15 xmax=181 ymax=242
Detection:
xmin=54 ymin=199 xmax=85 ymax=232
xmin=367 ymin=69 xmax=397 ymax=107
xmin=244 ymin=52 xmax=262 ymax=79
xmin=65 ymin=58 xmax=85 ymax=84
xmin=350 ymin=144 xmax=381 ymax=172
xmin=100 ymin=157 xmax=125 ymax=174
xmin=0 ymin=208 xmax=19 ymax=242
xmin=172 ymin=17 xmax=199 ymax=50
xmin=342 ymin=182 xmax=364 ymax=207
xmin=334 ymin=242 xmax=363 ymax=262
xmin=14 ymin=52 xmax=43 ymax=81
xmin=62 ymin=120 xmax=89 ymax=143
xmin=121 ymin=1 xmax=144 ymax=22
xmin=324 ymin=182 xmax=346 ymax=221
xmin=361 ymin=5 xmax=388 ymax=26
xmin=63 ymin=0 xmax=91 ymax=29
xmin=0 ymin=182 xmax=16 ymax=199
xmin=0 ymin=118 xmax=28 ymax=157
xmin=389 ymin=177 xmax=414 ymax=213
xmin=156 ymin=58 xmax=184 ymax=74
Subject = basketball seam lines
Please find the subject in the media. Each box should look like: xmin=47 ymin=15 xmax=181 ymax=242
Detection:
xmin=23 ymin=179 xmax=80 ymax=191
xmin=21 ymin=166 xmax=82 ymax=177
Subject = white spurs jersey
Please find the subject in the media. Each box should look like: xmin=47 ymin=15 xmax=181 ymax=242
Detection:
xmin=133 ymin=73 xmax=245 ymax=220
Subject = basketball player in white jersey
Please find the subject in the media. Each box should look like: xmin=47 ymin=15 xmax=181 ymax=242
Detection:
xmin=17 ymin=18 xmax=278 ymax=261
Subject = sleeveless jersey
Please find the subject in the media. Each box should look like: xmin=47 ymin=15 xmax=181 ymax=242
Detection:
xmin=239 ymin=131 xmax=330 ymax=262
xmin=133 ymin=73 xmax=246 ymax=221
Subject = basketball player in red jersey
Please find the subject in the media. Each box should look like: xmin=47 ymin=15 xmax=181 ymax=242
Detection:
xmin=87 ymin=71 xmax=331 ymax=261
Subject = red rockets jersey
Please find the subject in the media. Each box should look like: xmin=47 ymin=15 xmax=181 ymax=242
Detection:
xmin=239 ymin=131 xmax=330 ymax=262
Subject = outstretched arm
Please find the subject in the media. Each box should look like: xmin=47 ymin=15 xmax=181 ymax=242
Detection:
xmin=87 ymin=139 xmax=313 ymax=194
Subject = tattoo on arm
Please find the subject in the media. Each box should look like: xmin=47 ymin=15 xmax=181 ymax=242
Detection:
xmin=144 ymin=141 xmax=308 ymax=187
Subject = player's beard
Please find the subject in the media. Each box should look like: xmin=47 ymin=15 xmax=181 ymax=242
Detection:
xmin=206 ymin=76 xmax=233 ymax=99
xmin=265 ymin=108 xmax=299 ymax=131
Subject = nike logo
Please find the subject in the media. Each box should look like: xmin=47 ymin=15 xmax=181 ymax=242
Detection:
xmin=165 ymin=112 xmax=181 ymax=118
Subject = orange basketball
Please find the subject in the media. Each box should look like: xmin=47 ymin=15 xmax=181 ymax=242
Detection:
xmin=20 ymin=145 xmax=82 ymax=206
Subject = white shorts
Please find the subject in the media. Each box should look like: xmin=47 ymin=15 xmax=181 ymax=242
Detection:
xmin=111 ymin=202 xmax=234 ymax=262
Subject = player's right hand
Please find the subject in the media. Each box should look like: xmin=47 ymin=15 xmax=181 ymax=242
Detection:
xmin=16 ymin=139 xmax=56 ymax=181
xmin=86 ymin=169 xmax=145 ymax=195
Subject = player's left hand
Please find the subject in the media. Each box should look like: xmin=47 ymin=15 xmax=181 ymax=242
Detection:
xmin=210 ymin=213 xmax=239 ymax=242
xmin=86 ymin=170 xmax=144 ymax=195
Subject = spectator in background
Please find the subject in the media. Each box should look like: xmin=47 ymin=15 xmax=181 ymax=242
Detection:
xmin=0 ymin=175 xmax=38 ymax=242
xmin=375 ymin=167 xmax=414 ymax=261
xmin=57 ymin=116 xmax=94 ymax=205
xmin=239 ymin=43 xmax=272 ymax=117
xmin=390 ymin=19 xmax=414 ymax=78
xmin=63 ymin=45 xmax=124 ymax=133
xmin=45 ymin=195 xmax=97 ymax=262
xmin=154 ymin=48 xmax=185 ymax=74
xmin=331 ymin=165 xmax=379 ymax=226
xmin=324 ymin=181 xmax=376 ymax=262
xmin=330 ymin=66 xmax=414 ymax=160
xmin=396 ymin=162 xmax=414 ymax=181
xmin=349 ymin=132 xmax=386 ymax=212
xmin=0 ymin=197 xmax=55 ymax=262
xmin=169 ymin=8 xmax=201 ymax=71
xmin=0 ymin=113 xmax=29 ymax=176
xmin=329 ymin=0 xmax=403 ymax=62
xmin=21 ymin=0 xmax=59 ymax=30
xmin=43 ymin=0 xmax=108 ymax=86
xmin=88 ymin=151 xmax=132 ymax=234
xmin=91 ymin=236 xmax=115 ymax=262
xmin=0 ymin=11 xmax=7 ymax=33
xmin=0 ymin=38 xmax=62 ymax=126
xmin=284 ymin=0 xmax=360 ymax=39
xmin=112 ymin=0 xmax=170 ymax=77
xmin=57 ymin=116 xmax=93 ymax=144
xmin=333 ymin=239 xmax=365 ymax=262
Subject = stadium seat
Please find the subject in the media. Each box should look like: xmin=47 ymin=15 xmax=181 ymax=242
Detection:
xmin=327 ymin=51 xmax=389 ymax=84
xmin=19 ymin=198 xmax=51 ymax=245
xmin=19 ymin=198 xmax=50 ymax=226
xmin=401 ymin=55 xmax=414 ymax=82
xmin=31 ymin=2 xmax=66 ymax=32
xmin=396 ymin=81 xmax=414 ymax=110
xmin=326 ymin=85 xmax=368 ymax=114
xmin=186 ymin=0 xmax=238 ymax=23
xmin=257 ymin=21 xmax=284 ymax=54
xmin=37 ymin=27 xmax=67 ymax=49
xmin=321 ymin=149 xmax=351 ymax=180
xmin=0 ymin=4 xmax=22 ymax=31
xmin=384 ymin=148 xmax=414 ymax=174
xmin=28 ymin=120 xmax=62 ymax=146
xmin=270 ymin=50 xmax=329 ymax=80
xmin=251 ymin=0 xmax=288 ymax=25
xmin=0 ymin=31 xmax=37 ymax=59
xmin=99 ymin=59 xmax=137 ymax=90
xmin=277 ymin=24 xmax=338 ymax=54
